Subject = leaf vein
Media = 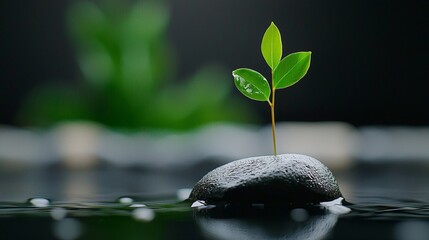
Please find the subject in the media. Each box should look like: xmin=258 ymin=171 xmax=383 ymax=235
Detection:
xmin=275 ymin=56 xmax=307 ymax=88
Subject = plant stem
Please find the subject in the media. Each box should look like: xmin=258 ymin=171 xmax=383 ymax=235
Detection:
xmin=270 ymin=91 xmax=277 ymax=156
xmin=271 ymin=72 xmax=277 ymax=156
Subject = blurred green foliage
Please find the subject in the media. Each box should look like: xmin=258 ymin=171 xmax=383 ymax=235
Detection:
xmin=19 ymin=0 xmax=251 ymax=130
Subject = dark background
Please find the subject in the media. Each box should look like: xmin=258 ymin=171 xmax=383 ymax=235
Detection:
xmin=1 ymin=0 xmax=428 ymax=126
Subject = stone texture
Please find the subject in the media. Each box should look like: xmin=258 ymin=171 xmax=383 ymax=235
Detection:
xmin=189 ymin=154 xmax=342 ymax=205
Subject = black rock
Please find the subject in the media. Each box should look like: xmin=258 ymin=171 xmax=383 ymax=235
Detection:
xmin=189 ymin=154 xmax=342 ymax=205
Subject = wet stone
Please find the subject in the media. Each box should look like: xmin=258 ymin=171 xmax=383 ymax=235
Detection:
xmin=189 ymin=154 xmax=343 ymax=205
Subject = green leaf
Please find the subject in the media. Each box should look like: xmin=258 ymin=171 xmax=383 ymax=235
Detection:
xmin=261 ymin=22 xmax=282 ymax=70
xmin=232 ymin=68 xmax=271 ymax=101
xmin=273 ymin=51 xmax=311 ymax=89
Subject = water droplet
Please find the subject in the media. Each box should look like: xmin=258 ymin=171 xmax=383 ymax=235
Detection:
xmin=29 ymin=198 xmax=49 ymax=208
xmin=320 ymin=197 xmax=351 ymax=215
xmin=119 ymin=197 xmax=133 ymax=204
xmin=191 ymin=200 xmax=206 ymax=208
xmin=51 ymin=207 xmax=67 ymax=221
xmin=238 ymin=77 xmax=246 ymax=87
xmin=326 ymin=205 xmax=351 ymax=215
xmin=320 ymin=197 xmax=343 ymax=207
xmin=129 ymin=203 xmax=147 ymax=208
xmin=133 ymin=208 xmax=155 ymax=222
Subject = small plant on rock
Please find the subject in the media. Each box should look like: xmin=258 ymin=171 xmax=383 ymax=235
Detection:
xmin=232 ymin=22 xmax=312 ymax=155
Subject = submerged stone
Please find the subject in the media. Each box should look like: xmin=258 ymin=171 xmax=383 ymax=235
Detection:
xmin=189 ymin=154 xmax=343 ymax=205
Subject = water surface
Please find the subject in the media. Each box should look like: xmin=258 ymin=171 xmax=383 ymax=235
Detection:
xmin=0 ymin=162 xmax=428 ymax=240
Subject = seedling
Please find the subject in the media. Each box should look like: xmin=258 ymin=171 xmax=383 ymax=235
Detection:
xmin=232 ymin=22 xmax=311 ymax=156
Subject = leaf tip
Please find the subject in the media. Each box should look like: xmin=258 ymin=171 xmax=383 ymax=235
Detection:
xmin=269 ymin=21 xmax=278 ymax=29
xmin=232 ymin=68 xmax=242 ymax=74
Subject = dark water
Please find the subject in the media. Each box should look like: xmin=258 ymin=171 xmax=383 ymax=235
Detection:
xmin=0 ymin=197 xmax=428 ymax=240
xmin=0 ymin=162 xmax=428 ymax=240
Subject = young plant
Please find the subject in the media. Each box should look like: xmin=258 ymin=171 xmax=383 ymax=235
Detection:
xmin=232 ymin=22 xmax=311 ymax=156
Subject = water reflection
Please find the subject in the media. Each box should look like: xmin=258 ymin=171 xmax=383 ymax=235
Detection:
xmin=132 ymin=208 xmax=155 ymax=222
xmin=52 ymin=218 xmax=82 ymax=240
xmin=196 ymin=206 xmax=338 ymax=240
xmin=395 ymin=221 xmax=429 ymax=240
xmin=51 ymin=207 xmax=67 ymax=220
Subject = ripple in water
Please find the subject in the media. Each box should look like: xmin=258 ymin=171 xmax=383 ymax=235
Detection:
xmin=0 ymin=196 xmax=427 ymax=239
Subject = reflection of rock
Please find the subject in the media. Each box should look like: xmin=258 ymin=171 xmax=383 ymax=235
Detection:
xmin=196 ymin=207 xmax=338 ymax=240
xmin=190 ymin=154 xmax=342 ymax=204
